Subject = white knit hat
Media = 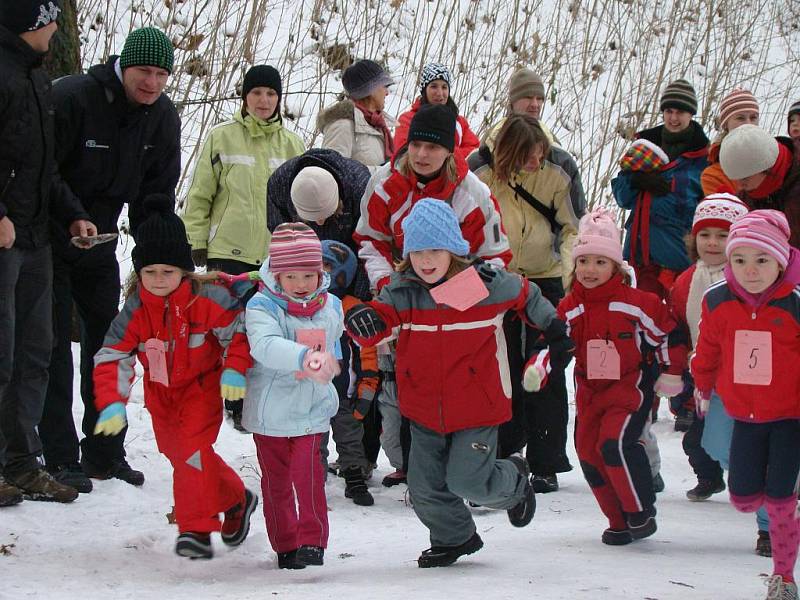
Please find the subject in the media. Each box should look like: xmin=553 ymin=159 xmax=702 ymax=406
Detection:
xmin=290 ymin=166 xmax=339 ymax=222
xmin=691 ymin=193 xmax=749 ymax=235
xmin=719 ymin=124 xmax=779 ymax=180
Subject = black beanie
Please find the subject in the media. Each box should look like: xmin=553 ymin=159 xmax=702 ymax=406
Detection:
xmin=0 ymin=0 xmax=61 ymax=35
xmin=407 ymin=104 xmax=457 ymax=152
xmin=132 ymin=194 xmax=194 ymax=273
xmin=242 ymin=65 xmax=282 ymax=99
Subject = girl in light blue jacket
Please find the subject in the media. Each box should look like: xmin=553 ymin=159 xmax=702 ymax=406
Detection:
xmin=244 ymin=223 xmax=343 ymax=570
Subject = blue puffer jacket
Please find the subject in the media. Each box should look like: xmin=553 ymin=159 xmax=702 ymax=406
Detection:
xmin=243 ymin=265 xmax=343 ymax=437
xmin=612 ymin=122 xmax=708 ymax=272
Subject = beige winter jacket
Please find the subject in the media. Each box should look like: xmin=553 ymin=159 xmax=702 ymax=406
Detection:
xmin=317 ymin=99 xmax=397 ymax=173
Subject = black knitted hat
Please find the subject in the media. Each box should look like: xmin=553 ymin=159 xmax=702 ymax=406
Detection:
xmin=0 ymin=0 xmax=60 ymax=35
xmin=243 ymin=65 xmax=282 ymax=99
xmin=132 ymin=194 xmax=194 ymax=273
xmin=407 ymin=104 xmax=457 ymax=152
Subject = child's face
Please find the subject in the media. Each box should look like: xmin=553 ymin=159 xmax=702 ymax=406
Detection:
xmin=696 ymin=227 xmax=729 ymax=266
xmin=574 ymin=254 xmax=616 ymax=289
xmin=409 ymin=249 xmax=451 ymax=284
xmin=278 ymin=271 xmax=320 ymax=298
xmin=729 ymin=246 xmax=782 ymax=294
xmin=789 ymin=114 xmax=800 ymax=140
xmin=140 ymin=264 xmax=183 ymax=297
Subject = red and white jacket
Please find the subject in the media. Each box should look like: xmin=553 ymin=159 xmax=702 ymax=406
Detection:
xmin=353 ymin=150 xmax=511 ymax=291
xmin=558 ymin=274 xmax=686 ymax=385
xmin=93 ymin=279 xmax=252 ymax=412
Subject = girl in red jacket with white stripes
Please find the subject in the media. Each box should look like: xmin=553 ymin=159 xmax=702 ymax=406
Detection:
xmin=92 ymin=196 xmax=256 ymax=561
xmin=544 ymin=208 xmax=686 ymax=546
xmin=691 ymin=210 xmax=800 ymax=599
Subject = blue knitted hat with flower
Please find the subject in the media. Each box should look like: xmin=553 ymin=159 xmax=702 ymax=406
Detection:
xmin=401 ymin=198 xmax=470 ymax=258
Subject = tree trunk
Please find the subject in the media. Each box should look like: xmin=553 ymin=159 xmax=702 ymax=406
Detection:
xmin=43 ymin=0 xmax=81 ymax=79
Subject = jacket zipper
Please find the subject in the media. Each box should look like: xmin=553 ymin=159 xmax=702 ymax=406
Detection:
xmin=0 ymin=169 xmax=16 ymax=204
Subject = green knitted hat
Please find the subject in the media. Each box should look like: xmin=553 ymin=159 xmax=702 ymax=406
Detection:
xmin=119 ymin=27 xmax=174 ymax=74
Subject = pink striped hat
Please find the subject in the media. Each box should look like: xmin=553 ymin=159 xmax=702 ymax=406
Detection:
xmin=726 ymin=209 xmax=791 ymax=268
xmin=268 ymin=222 xmax=323 ymax=274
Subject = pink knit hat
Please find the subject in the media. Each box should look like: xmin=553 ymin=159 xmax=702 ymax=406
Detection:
xmin=691 ymin=193 xmax=749 ymax=235
xmin=573 ymin=208 xmax=623 ymax=265
xmin=725 ymin=209 xmax=791 ymax=268
xmin=268 ymin=222 xmax=323 ymax=274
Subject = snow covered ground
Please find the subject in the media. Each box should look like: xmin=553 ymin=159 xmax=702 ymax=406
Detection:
xmin=2 ymin=351 xmax=775 ymax=599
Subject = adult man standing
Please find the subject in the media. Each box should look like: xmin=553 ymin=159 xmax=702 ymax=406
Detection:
xmin=0 ymin=0 xmax=96 ymax=505
xmin=38 ymin=27 xmax=181 ymax=492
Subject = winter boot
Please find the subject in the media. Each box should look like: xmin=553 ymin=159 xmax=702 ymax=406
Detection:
xmin=506 ymin=454 xmax=536 ymax=527
xmin=674 ymin=412 xmax=694 ymax=432
xmin=7 ymin=468 xmax=78 ymax=503
xmin=0 ymin=475 xmax=23 ymax=507
xmin=652 ymin=473 xmax=665 ymax=493
xmin=175 ymin=532 xmax=213 ymax=559
xmin=47 ymin=463 xmax=93 ymax=494
xmin=756 ymin=530 xmax=773 ymax=557
xmin=627 ymin=507 xmax=657 ymax=540
xmin=81 ymin=456 xmax=145 ymax=487
xmin=417 ymin=532 xmax=484 ymax=568
xmin=602 ymin=528 xmax=634 ymax=546
xmin=277 ymin=549 xmax=306 ymax=569
xmin=531 ymin=474 xmax=559 ymax=494
xmin=382 ymin=469 xmax=407 ymax=487
xmin=342 ymin=466 xmax=374 ymax=506
xmin=221 ymin=488 xmax=258 ymax=546
xmin=225 ymin=399 xmax=246 ymax=433
xmin=765 ymin=574 xmax=798 ymax=600
xmin=296 ymin=545 xmax=324 ymax=566
xmin=686 ymin=477 xmax=726 ymax=502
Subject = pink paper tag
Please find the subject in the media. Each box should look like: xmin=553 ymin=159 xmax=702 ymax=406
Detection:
xmin=296 ymin=329 xmax=326 ymax=352
xmin=733 ymin=330 xmax=772 ymax=385
xmin=587 ymin=340 xmax=621 ymax=380
xmin=429 ymin=266 xmax=489 ymax=311
xmin=144 ymin=338 xmax=169 ymax=386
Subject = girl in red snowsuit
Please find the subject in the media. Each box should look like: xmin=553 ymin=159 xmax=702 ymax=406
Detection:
xmin=92 ymin=196 xmax=257 ymax=560
xmin=550 ymin=208 xmax=686 ymax=545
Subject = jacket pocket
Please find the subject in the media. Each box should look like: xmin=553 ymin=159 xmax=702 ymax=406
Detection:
xmin=0 ymin=166 xmax=17 ymax=205
xmin=469 ymin=366 xmax=497 ymax=410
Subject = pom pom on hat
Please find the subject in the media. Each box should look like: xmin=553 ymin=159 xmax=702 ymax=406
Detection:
xmin=572 ymin=208 xmax=623 ymax=265
xmin=691 ymin=193 xmax=749 ymax=235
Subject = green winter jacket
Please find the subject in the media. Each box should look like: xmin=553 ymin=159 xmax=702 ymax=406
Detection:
xmin=182 ymin=110 xmax=304 ymax=265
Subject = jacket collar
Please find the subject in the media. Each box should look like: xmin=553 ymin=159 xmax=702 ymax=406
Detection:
xmin=571 ymin=272 xmax=626 ymax=303
xmin=0 ymin=25 xmax=45 ymax=70
xmin=637 ymin=120 xmax=709 ymax=157
xmin=235 ymin=108 xmax=283 ymax=137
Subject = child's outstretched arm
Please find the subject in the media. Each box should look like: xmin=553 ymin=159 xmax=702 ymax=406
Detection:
xmin=344 ymin=285 xmax=403 ymax=347
xmin=515 ymin=279 xmax=574 ymax=369
xmin=246 ymin=294 xmax=315 ymax=372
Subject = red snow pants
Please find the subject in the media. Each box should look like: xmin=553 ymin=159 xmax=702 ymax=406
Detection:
xmin=574 ymin=371 xmax=656 ymax=530
xmin=253 ymin=433 xmax=329 ymax=553
xmin=147 ymin=378 xmax=244 ymax=534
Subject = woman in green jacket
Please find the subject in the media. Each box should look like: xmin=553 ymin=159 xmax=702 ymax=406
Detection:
xmin=182 ymin=65 xmax=304 ymax=430
xmin=183 ymin=65 xmax=305 ymax=275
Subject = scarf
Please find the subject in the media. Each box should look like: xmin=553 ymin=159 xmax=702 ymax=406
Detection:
xmin=686 ymin=260 xmax=725 ymax=348
xmin=355 ymin=102 xmax=394 ymax=160
xmin=746 ymin=143 xmax=793 ymax=199
xmin=661 ymin=125 xmax=695 ymax=162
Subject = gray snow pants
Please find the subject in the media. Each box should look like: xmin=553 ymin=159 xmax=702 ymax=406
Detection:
xmin=377 ymin=352 xmax=403 ymax=470
xmin=408 ymin=422 xmax=526 ymax=546
xmin=322 ymin=395 xmax=369 ymax=473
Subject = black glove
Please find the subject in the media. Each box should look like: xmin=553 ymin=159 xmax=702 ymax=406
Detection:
xmin=543 ymin=319 xmax=575 ymax=370
xmin=345 ymin=303 xmax=387 ymax=339
xmin=191 ymin=248 xmax=208 ymax=268
xmin=475 ymin=261 xmax=499 ymax=284
xmin=353 ymin=395 xmax=371 ymax=420
xmin=630 ymin=171 xmax=671 ymax=196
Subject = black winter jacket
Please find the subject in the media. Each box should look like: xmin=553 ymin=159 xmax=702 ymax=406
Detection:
xmin=0 ymin=26 xmax=88 ymax=249
xmin=267 ymin=148 xmax=372 ymax=300
xmin=49 ymin=56 xmax=181 ymax=256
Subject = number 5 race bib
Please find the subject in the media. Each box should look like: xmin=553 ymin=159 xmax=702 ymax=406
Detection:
xmin=733 ymin=330 xmax=772 ymax=385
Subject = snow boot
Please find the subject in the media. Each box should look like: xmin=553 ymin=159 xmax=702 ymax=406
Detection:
xmin=531 ymin=474 xmax=559 ymax=494
xmin=343 ymin=466 xmax=374 ymax=506
xmin=756 ymin=530 xmax=773 ymax=557
xmin=765 ymin=574 xmax=798 ymax=600
xmin=417 ymin=532 xmax=484 ymax=568
xmin=507 ymin=454 xmax=536 ymax=527
xmin=81 ymin=456 xmax=145 ymax=487
xmin=277 ymin=550 xmax=306 ymax=569
xmin=602 ymin=528 xmax=634 ymax=546
xmin=0 ymin=475 xmax=23 ymax=506
xmin=47 ymin=463 xmax=93 ymax=494
xmin=7 ymin=468 xmax=78 ymax=503
xmin=175 ymin=532 xmax=212 ymax=559
xmin=652 ymin=473 xmax=665 ymax=493
xmin=382 ymin=469 xmax=407 ymax=487
xmin=686 ymin=477 xmax=726 ymax=502
xmin=221 ymin=488 xmax=258 ymax=546
xmin=627 ymin=507 xmax=657 ymax=540
xmin=296 ymin=545 xmax=324 ymax=566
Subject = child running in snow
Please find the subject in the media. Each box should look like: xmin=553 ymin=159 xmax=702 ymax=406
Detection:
xmin=691 ymin=210 xmax=800 ymax=599
xmin=93 ymin=195 xmax=257 ymax=560
xmin=344 ymin=198 xmax=573 ymax=568
xmin=243 ymin=223 xmax=343 ymax=570
xmin=538 ymin=208 xmax=686 ymax=545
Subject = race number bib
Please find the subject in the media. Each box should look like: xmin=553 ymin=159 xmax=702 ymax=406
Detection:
xmin=733 ymin=330 xmax=772 ymax=385
xmin=144 ymin=338 xmax=169 ymax=386
xmin=587 ymin=340 xmax=621 ymax=380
